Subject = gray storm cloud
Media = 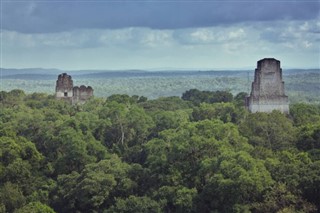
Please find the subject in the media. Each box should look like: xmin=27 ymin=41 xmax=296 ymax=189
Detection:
xmin=2 ymin=1 xmax=319 ymax=33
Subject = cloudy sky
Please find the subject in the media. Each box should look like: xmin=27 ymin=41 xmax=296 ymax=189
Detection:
xmin=1 ymin=0 xmax=319 ymax=70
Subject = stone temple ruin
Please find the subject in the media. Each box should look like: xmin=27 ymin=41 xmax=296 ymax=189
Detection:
xmin=246 ymin=58 xmax=289 ymax=113
xmin=55 ymin=73 xmax=93 ymax=104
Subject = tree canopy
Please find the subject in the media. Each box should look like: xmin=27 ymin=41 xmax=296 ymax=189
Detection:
xmin=0 ymin=89 xmax=319 ymax=213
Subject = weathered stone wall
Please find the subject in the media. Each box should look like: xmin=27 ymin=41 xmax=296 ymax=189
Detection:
xmin=55 ymin=73 xmax=93 ymax=104
xmin=247 ymin=101 xmax=289 ymax=113
xmin=55 ymin=73 xmax=73 ymax=100
xmin=246 ymin=58 xmax=289 ymax=113
xmin=72 ymin=85 xmax=94 ymax=104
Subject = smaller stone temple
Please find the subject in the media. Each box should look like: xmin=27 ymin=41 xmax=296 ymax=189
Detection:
xmin=246 ymin=58 xmax=289 ymax=113
xmin=55 ymin=73 xmax=93 ymax=104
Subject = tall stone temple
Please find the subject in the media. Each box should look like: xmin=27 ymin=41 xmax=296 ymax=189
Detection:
xmin=55 ymin=73 xmax=93 ymax=104
xmin=246 ymin=58 xmax=289 ymax=113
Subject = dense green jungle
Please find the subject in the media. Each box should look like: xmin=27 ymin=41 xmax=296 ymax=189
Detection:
xmin=1 ymin=88 xmax=320 ymax=213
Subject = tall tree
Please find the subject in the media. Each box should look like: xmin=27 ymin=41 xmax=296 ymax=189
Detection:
xmin=239 ymin=111 xmax=297 ymax=150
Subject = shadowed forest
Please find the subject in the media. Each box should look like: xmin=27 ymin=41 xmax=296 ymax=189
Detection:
xmin=0 ymin=88 xmax=320 ymax=212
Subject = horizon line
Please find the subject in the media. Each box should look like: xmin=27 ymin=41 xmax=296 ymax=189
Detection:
xmin=1 ymin=66 xmax=319 ymax=72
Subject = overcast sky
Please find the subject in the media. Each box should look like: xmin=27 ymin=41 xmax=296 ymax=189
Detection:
xmin=1 ymin=0 xmax=319 ymax=70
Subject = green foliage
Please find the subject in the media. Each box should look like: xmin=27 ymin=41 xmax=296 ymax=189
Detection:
xmin=1 ymin=89 xmax=320 ymax=212
xmin=239 ymin=111 xmax=296 ymax=150
xmin=53 ymin=127 xmax=97 ymax=174
xmin=265 ymin=151 xmax=313 ymax=193
xmin=140 ymin=96 xmax=192 ymax=112
xmin=197 ymin=151 xmax=273 ymax=212
xmin=192 ymin=102 xmax=247 ymax=123
xmin=0 ymin=89 xmax=26 ymax=107
xmin=290 ymin=103 xmax=320 ymax=126
xmin=153 ymin=186 xmax=196 ymax=212
xmin=251 ymin=183 xmax=316 ymax=213
xmin=98 ymin=101 xmax=154 ymax=151
xmin=296 ymin=122 xmax=320 ymax=154
xmin=145 ymin=119 xmax=252 ymax=193
xmin=182 ymin=89 xmax=233 ymax=106
xmin=298 ymin=160 xmax=320 ymax=210
xmin=107 ymin=94 xmax=147 ymax=104
xmin=151 ymin=110 xmax=190 ymax=133
xmin=234 ymin=92 xmax=248 ymax=107
xmin=0 ymin=182 xmax=26 ymax=213
xmin=53 ymin=155 xmax=133 ymax=212
xmin=0 ymin=136 xmax=43 ymax=195
xmin=106 ymin=196 xmax=162 ymax=213
xmin=14 ymin=202 xmax=56 ymax=213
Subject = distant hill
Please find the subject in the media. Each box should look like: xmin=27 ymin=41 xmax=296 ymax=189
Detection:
xmin=1 ymin=68 xmax=62 ymax=76
xmin=1 ymin=68 xmax=319 ymax=80
xmin=1 ymin=68 xmax=319 ymax=103
xmin=2 ymin=74 xmax=57 ymax=80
